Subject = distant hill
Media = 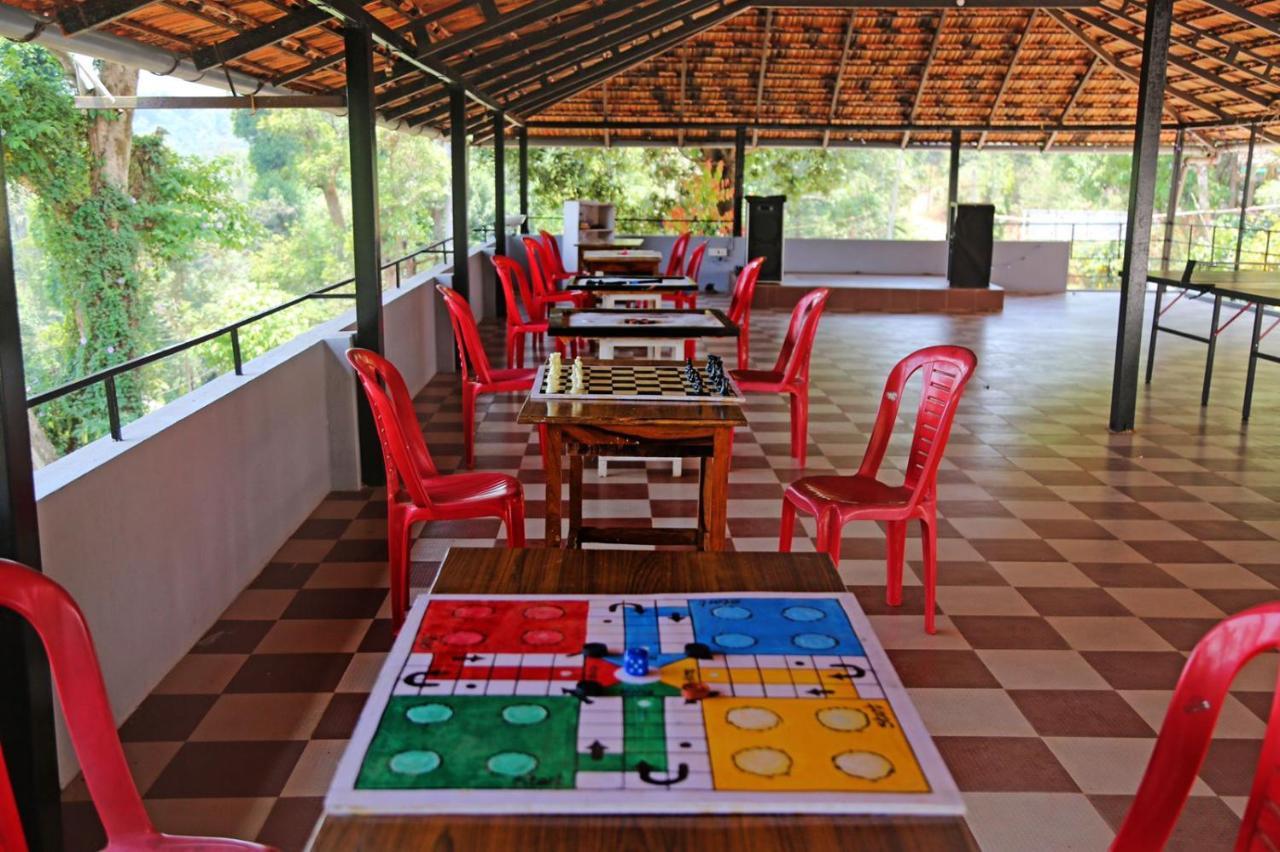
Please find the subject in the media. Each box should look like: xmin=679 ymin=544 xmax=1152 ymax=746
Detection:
xmin=133 ymin=71 xmax=248 ymax=160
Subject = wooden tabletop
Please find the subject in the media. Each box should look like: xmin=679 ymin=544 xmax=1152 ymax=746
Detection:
xmin=312 ymin=548 xmax=977 ymax=851
xmin=547 ymin=308 xmax=739 ymax=339
xmin=516 ymin=359 xmax=749 ymax=428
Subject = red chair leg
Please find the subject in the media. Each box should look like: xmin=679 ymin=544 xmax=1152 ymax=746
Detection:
xmin=816 ymin=511 xmax=843 ymax=566
xmin=506 ymin=329 xmax=517 ymax=369
xmin=462 ymin=383 xmax=478 ymax=469
xmin=920 ymin=513 xmax=938 ymax=634
xmin=684 ymin=339 xmax=696 ymax=361
xmin=791 ymin=388 xmax=810 ymax=467
xmin=507 ymin=497 xmax=527 ymax=547
xmin=737 ymin=331 xmax=749 ymax=371
xmin=388 ymin=507 xmax=411 ymax=631
xmin=885 ymin=520 xmax=906 ymax=606
xmin=779 ymin=498 xmax=796 ymax=552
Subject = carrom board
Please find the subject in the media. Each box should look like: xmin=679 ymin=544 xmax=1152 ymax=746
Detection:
xmin=567 ymin=276 xmax=697 ymax=293
xmin=325 ymin=592 xmax=962 ymax=817
xmin=549 ymin=309 xmax=737 ymax=338
xmin=529 ymin=361 xmax=743 ymax=404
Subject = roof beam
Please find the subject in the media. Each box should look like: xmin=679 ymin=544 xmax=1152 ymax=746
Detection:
xmin=470 ymin=0 xmax=747 ymax=132
xmin=1068 ymin=8 xmax=1273 ymax=108
xmin=272 ymin=52 xmax=345 ymax=85
xmin=757 ymin=0 xmax=1097 ymax=6
xmin=418 ymin=0 xmax=587 ymax=61
xmin=822 ymin=10 xmax=857 ymax=148
xmin=192 ymin=5 xmax=330 ymax=70
xmin=525 ymin=118 xmax=1270 ymax=132
xmin=1044 ymin=54 xmax=1099 ymax=149
xmin=1107 ymin=0 xmax=1280 ymax=90
xmin=306 ymin=0 xmax=520 ymax=122
xmin=678 ymin=53 xmax=688 ymax=148
xmin=73 ymin=93 xmax=346 ymax=108
xmin=903 ymin=9 xmax=946 ymax=148
xmin=979 ymin=10 xmax=1036 ymax=148
xmin=1194 ymin=0 xmax=1280 ymax=40
xmin=753 ymin=8 xmax=774 ymax=146
xmin=57 ymin=0 xmax=157 ymax=34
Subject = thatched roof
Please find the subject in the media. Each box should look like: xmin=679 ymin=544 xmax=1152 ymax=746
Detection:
xmin=10 ymin=0 xmax=1280 ymax=148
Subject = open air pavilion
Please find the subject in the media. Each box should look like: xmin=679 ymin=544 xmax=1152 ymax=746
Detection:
xmin=2 ymin=0 xmax=1280 ymax=849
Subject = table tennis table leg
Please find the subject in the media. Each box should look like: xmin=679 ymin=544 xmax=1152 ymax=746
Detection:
xmin=1201 ymin=293 xmax=1223 ymax=407
xmin=1243 ymin=302 xmax=1265 ymax=421
xmin=1145 ymin=281 xmax=1165 ymax=384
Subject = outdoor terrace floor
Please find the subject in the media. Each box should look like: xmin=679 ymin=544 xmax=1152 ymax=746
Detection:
xmin=60 ymin=290 xmax=1280 ymax=851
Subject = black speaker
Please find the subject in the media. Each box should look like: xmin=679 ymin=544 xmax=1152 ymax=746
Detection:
xmin=948 ymin=203 xmax=994 ymax=288
xmin=746 ymin=195 xmax=786 ymax=282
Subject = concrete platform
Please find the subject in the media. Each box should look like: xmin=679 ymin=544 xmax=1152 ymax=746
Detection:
xmin=755 ymin=273 xmax=1004 ymax=313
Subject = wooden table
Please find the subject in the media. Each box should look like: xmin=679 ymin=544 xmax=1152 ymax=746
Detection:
xmin=548 ymin=308 xmax=739 ymax=349
xmin=311 ymin=547 xmax=978 ymax=851
xmin=576 ymin=236 xmax=644 ymax=268
xmin=582 ymin=249 xmax=663 ymax=275
xmin=516 ymin=362 xmax=747 ymax=549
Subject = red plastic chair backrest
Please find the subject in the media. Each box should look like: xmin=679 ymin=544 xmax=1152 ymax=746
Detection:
xmin=685 ymin=241 xmax=708 ymax=283
xmin=491 ymin=255 xmax=543 ymax=324
xmin=347 ymin=348 xmax=439 ymax=508
xmin=664 ymin=232 xmax=692 ymax=277
xmin=856 ymin=345 xmax=977 ymax=503
xmin=728 ymin=257 xmax=765 ymax=324
xmin=521 ymin=236 xmax=556 ymax=299
xmin=769 ymin=288 xmax=830 ymax=386
xmin=538 ymin=230 xmax=570 ymax=277
xmin=1112 ymin=603 xmax=1280 ymax=851
xmin=0 ymin=560 xmax=156 ymax=848
xmin=436 ymin=284 xmax=498 ymax=386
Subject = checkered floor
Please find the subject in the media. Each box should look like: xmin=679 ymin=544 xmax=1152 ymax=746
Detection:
xmin=60 ymin=290 xmax=1280 ymax=851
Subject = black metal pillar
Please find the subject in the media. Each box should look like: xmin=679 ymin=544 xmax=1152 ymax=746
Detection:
xmin=1234 ymin=124 xmax=1257 ymax=270
xmin=1109 ymin=0 xmax=1172 ymax=432
xmin=518 ymin=126 xmax=529 ymax=236
xmin=345 ymin=26 xmax=385 ymax=486
xmin=1160 ymin=127 xmax=1184 ymax=267
xmin=732 ymin=126 xmax=746 ymax=238
xmin=0 ymin=135 xmax=61 ymax=852
xmin=450 ymin=86 xmax=470 ymax=300
xmin=493 ymin=111 xmax=506 ymax=258
xmin=947 ymin=128 xmax=961 ymax=243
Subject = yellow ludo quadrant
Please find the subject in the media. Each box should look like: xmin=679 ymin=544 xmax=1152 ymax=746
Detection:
xmin=703 ymin=697 xmax=929 ymax=792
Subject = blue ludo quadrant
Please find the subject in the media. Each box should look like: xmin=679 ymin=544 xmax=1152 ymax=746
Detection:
xmin=688 ymin=598 xmax=864 ymax=655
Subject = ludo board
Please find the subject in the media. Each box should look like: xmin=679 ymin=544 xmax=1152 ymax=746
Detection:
xmin=326 ymin=593 xmax=962 ymax=817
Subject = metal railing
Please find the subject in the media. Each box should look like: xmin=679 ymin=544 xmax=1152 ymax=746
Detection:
xmin=27 ymin=237 xmax=452 ymax=442
xmin=526 ymin=215 xmax=729 ymax=236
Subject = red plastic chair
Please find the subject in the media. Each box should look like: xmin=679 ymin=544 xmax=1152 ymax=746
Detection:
xmin=731 ymin=288 xmax=830 ymax=468
xmin=523 ymin=236 xmax=588 ymax=310
xmin=436 ymin=284 xmax=542 ymax=469
xmin=0 ymin=560 xmax=272 ymax=852
xmin=538 ymin=229 xmax=575 ymax=285
xmin=348 ymin=348 xmax=526 ymax=629
xmin=668 ymin=241 xmax=707 ymax=313
xmin=728 ymin=257 xmax=766 ymax=370
xmin=1112 ymin=603 xmax=1280 ymax=851
xmin=492 ymin=255 xmax=551 ymax=368
xmin=664 ymin=231 xmax=692 ymax=277
xmin=778 ymin=345 xmax=978 ymax=634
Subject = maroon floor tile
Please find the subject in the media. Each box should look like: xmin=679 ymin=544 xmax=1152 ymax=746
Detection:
xmin=1112 ymin=486 xmax=1195 ymax=503
xmin=1019 ymin=587 xmax=1132 ymax=617
xmin=358 ymin=619 xmax=395 ymax=652
xmin=936 ymin=561 xmax=1009 ymax=586
xmin=1198 ymin=588 xmax=1280 ymax=614
xmin=249 ymin=563 xmax=317 ymax=590
xmin=119 ymin=694 xmax=218 ymax=743
xmin=1070 ymin=502 xmax=1160 ymax=521
xmin=293 ymin=519 xmax=352 ymax=540
xmin=1129 ymin=540 xmax=1239 ymax=564
xmin=1009 ymin=690 xmax=1155 ymax=737
xmin=938 ymin=502 xmax=1016 ymax=520
xmin=323 ymin=539 xmax=388 ymax=562
xmin=1142 ymin=617 xmax=1222 ymax=651
xmin=848 ymin=585 xmax=925 ymax=616
xmin=932 ymin=737 xmax=1079 ymax=793
xmin=60 ymin=800 xmax=106 ymax=852
xmin=970 ymin=539 xmax=1065 ymax=562
xmin=1173 ymin=519 xmax=1275 ymax=541
xmin=256 ymin=797 xmax=324 ymax=852
xmin=312 ymin=692 xmax=370 ymax=740
xmin=1199 ymin=739 xmax=1265 ymax=796
xmin=1081 ymin=651 xmax=1191 ymax=690
xmin=1075 ymin=563 xmax=1182 ymax=589
xmin=1090 ymin=795 xmax=1241 ymax=851
xmin=419 ymin=518 xmax=504 ymax=537
xmin=1027 ymin=470 xmax=1103 ymax=487
xmin=1023 ymin=519 xmax=1115 ymax=540
xmin=951 ymin=616 xmax=1069 ymax=650
xmin=147 ymin=740 xmax=307 ymax=798
xmin=886 ymin=649 xmax=1000 ymax=688
xmin=225 ymin=653 xmax=354 ymax=694
xmin=282 ymin=589 xmax=387 ymax=620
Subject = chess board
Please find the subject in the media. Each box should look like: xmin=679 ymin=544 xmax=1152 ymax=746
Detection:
xmin=566 ymin=311 xmax=724 ymax=330
xmin=567 ymin=276 xmax=697 ymax=293
xmin=530 ymin=361 xmax=743 ymax=404
xmin=325 ymin=593 xmax=962 ymax=817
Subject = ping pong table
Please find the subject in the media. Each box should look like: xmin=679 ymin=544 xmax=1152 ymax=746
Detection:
xmin=1146 ymin=260 xmax=1280 ymax=419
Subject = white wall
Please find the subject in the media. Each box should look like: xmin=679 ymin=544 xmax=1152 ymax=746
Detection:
xmin=34 ymin=255 xmax=465 ymax=781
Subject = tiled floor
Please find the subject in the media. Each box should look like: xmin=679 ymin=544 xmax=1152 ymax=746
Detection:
xmin=62 ymin=290 xmax=1279 ymax=850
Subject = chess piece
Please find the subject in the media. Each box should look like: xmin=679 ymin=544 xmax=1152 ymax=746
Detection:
xmin=681 ymin=681 xmax=714 ymax=701
xmin=570 ymin=357 xmax=585 ymax=394
xmin=623 ymin=647 xmax=649 ymax=676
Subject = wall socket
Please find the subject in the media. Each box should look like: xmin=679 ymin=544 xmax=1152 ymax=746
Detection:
xmin=708 ymin=247 xmax=730 ymax=259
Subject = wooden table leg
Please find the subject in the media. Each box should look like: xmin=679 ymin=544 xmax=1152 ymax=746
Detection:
xmin=568 ymin=450 xmax=584 ymax=549
xmin=544 ymin=427 xmax=564 ymax=548
xmin=704 ymin=428 xmax=734 ymax=551
xmin=697 ymin=456 xmax=709 ymax=550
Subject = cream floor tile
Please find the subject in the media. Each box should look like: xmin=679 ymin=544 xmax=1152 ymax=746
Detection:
xmin=219 ymin=589 xmax=296 ymax=621
xmin=936 ymin=585 xmax=1037 ymax=616
xmin=191 ymin=692 xmax=331 ymax=742
xmin=1106 ymin=588 xmax=1227 ymax=619
xmin=153 ymin=654 xmax=247 ymax=695
xmin=282 ymin=739 xmax=346 ymax=798
xmin=146 ymin=797 xmax=276 ymax=841
xmin=1120 ymin=690 xmax=1266 ymax=739
xmin=1048 ymin=539 xmax=1149 ymax=564
xmin=907 ymin=688 xmax=1036 ymax=736
xmin=866 ymin=615 xmax=969 ymax=650
xmin=1046 ymin=617 xmax=1177 ymax=652
xmin=1157 ymin=562 xmax=1274 ymax=589
xmin=962 ymin=792 xmax=1116 ymax=852
xmin=977 ymin=650 xmax=1110 ymax=690
xmin=990 ymin=562 xmax=1097 ymax=588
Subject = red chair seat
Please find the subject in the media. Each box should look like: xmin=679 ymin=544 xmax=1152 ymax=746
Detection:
xmin=787 ymin=475 xmax=914 ymax=514
xmin=489 ymin=367 xmax=539 ymax=387
xmin=730 ymin=368 xmax=785 ymax=390
xmin=420 ymin=471 xmax=523 ymax=509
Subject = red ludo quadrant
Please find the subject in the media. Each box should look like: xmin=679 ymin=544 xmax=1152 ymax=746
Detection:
xmin=413 ymin=600 xmax=590 ymax=680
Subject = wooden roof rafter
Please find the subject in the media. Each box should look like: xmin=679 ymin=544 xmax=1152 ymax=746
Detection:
xmin=752 ymin=7 xmax=773 ymax=146
xmin=902 ymin=8 xmax=946 ymax=148
xmin=1044 ymin=53 xmax=1100 ymax=149
xmin=821 ymin=9 xmax=856 ymax=149
xmin=978 ymin=9 xmax=1037 ymax=147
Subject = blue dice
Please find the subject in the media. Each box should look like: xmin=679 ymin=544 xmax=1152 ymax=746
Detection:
xmin=623 ymin=647 xmax=649 ymax=676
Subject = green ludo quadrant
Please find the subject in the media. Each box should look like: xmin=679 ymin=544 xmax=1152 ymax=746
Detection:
xmin=356 ymin=696 xmax=580 ymax=790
